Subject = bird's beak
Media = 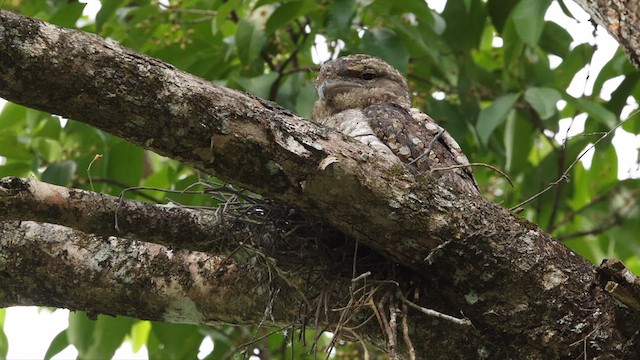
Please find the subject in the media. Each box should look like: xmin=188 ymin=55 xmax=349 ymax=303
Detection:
xmin=316 ymin=79 xmax=361 ymax=100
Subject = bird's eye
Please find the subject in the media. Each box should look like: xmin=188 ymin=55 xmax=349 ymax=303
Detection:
xmin=361 ymin=72 xmax=377 ymax=80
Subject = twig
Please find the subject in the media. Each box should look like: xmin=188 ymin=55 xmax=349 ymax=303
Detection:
xmin=236 ymin=325 xmax=290 ymax=349
xmin=374 ymin=291 xmax=395 ymax=358
xmin=549 ymin=183 xmax=620 ymax=232
xmin=556 ymin=216 xmax=622 ymax=241
xmin=401 ymin=301 xmax=416 ymax=360
xmin=423 ymin=239 xmax=453 ymax=265
xmin=431 ymin=162 xmax=513 ymax=188
xmin=408 ymin=128 xmax=444 ymax=165
xmin=399 ymin=293 xmax=471 ymax=326
xmin=569 ymin=320 xmax=609 ymax=359
xmin=546 ymin=130 xmax=568 ymax=232
xmin=510 ymin=110 xmax=639 ymax=212
xmin=352 ymin=272 xmax=371 ymax=283
xmin=388 ymin=299 xmax=398 ymax=360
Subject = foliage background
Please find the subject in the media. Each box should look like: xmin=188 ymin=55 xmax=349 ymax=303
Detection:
xmin=1 ymin=0 xmax=639 ymax=358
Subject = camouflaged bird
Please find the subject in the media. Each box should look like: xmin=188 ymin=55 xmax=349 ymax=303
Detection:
xmin=312 ymin=54 xmax=479 ymax=195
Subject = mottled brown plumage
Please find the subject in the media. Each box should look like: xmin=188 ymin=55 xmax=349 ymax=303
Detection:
xmin=313 ymin=54 xmax=479 ymax=195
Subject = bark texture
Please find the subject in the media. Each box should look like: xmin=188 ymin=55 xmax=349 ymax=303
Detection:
xmin=575 ymin=0 xmax=640 ymax=68
xmin=0 ymin=220 xmax=288 ymax=326
xmin=0 ymin=10 xmax=639 ymax=359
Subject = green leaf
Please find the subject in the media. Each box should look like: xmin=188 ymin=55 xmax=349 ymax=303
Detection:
xmin=0 ymin=162 xmax=32 ymax=178
xmin=35 ymin=138 xmax=64 ymax=163
xmin=235 ymin=19 xmax=266 ymax=65
xmin=477 ymin=93 xmax=521 ymax=145
xmin=501 ymin=16 xmax=525 ymax=68
xmin=592 ymin=49 xmax=635 ymax=96
xmin=588 ymin=143 xmax=618 ymax=189
xmin=539 ymin=21 xmax=572 ymax=57
xmin=265 ymin=1 xmax=310 ymax=35
xmin=213 ymin=0 xmax=242 ymax=35
xmin=0 ymin=309 xmax=7 ymax=360
xmin=326 ymin=0 xmax=357 ymax=38
xmin=359 ymin=28 xmax=409 ymax=73
xmin=568 ymin=97 xmax=618 ymax=128
xmin=524 ymin=87 xmax=562 ymax=120
xmin=487 ymin=0 xmax=519 ymax=33
xmin=504 ymin=110 xmax=534 ymax=174
xmin=148 ymin=322 xmax=203 ymax=360
xmin=49 ymin=2 xmax=86 ymax=28
xmin=0 ymin=102 xmax=28 ymax=129
xmin=83 ymin=316 xmax=135 ymax=360
xmin=129 ymin=321 xmax=151 ymax=353
xmin=32 ymin=116 xmax=62 ymax=139
xmin=441 ymin=0 xmax=487 ymax=51
xmin=0 ymin=130 xmax=32 ymax=160
xmin=522 ymin=48 xmax=555 ymax=86
xmin=68 ymin=311 xmax=95 ymax=357
xmin=67 ymin=312 xmax=135 ymax=360
xmin=41 ymin=160 xmax=77 ymax=186
xmin=626 ymin=256 xmax=640 ymax=277
xmin=105 ymin=139 xmax=144 ymax=188
xmin=554 ymin=43 xmax=594 ymax=90
xmin=400 ymin=0 xmax=435 ymax=21
xmin=294 ymin=83 xmax=318 ymax=119
xmin=608 ymin=73 xmax=640 ymax=120
xmin=96 ymin=0 xmax=125 ymax=32
xmin=234 ymin=72 xmax=279 ymax=99
xmin=511 ymin=0 xmax=553 ymax=47
xmin=44 ymin=330 xmax=70 ymax=360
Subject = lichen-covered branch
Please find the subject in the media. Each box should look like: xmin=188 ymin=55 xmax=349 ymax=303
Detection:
xmin=0 ymin=220 xmax=295 ymax=326
xmin=0 ymin=177 xmax=225 ymax=251
xmin=574 ymin=0 xmax=640 ymax=68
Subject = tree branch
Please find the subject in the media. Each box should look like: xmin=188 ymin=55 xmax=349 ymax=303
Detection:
xmin=0 ymin=220 xmax=295 ymax=326
xmin=574 ymin=0 xmax=640 ymax=68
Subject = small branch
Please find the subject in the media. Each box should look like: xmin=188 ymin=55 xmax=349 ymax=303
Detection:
xmin=399 ymin=293 xmax=472 ymax=326
xmin=555 ymin=216 xmax=622 ymax=241
xmin=546 ymin=125 xmax=568 ymax=232
xmin=408 ymin=128 xmax=444 ymax=166
xmin=75 ymin=177 xmax=162 ymax=203
xmin=430 ymin=163 xmax=513 ymax=188
xmin=510 ymin=111 xmax=639 ymax=212
xmin=401 ymin=302 xmax=416 ymax=360
xmin=549 ymin=183 xmax=620 ymax=232
xmin=388 ymin=298 xmax=398 ymax=360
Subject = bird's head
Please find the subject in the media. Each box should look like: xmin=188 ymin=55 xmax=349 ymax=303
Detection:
xmin=312 ymin=54 xmax=411 ymax=120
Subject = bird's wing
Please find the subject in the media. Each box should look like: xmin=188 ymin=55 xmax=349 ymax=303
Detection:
xmin=320 ymin=109 xmax=401 ymax=164
xmin=364 ymin=103 xmax=479 ymax=194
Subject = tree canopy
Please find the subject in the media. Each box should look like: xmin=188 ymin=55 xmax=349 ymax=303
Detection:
xmin=0 ymin=0 xmax=639 ymax=358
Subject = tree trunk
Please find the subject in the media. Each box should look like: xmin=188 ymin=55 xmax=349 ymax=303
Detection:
xmin=0 ymin=10 xmax=638 ymax=359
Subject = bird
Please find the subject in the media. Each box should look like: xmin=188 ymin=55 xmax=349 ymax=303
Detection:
xmin=312 ymin=54 xmax=479 ymax=195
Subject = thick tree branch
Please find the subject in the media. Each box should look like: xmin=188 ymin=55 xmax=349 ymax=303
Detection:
xmin=574 ymin=0 xmax=640 ymax=68
xmin=1 ymin=10 xmax=639 ymax=358
xmin=0 ymin=177 xmax=224 ymax=251
xmin=0 ymin=9 xmax=471 ymax=271
xmin=0 ymin=220 xmax=296 ymax=326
